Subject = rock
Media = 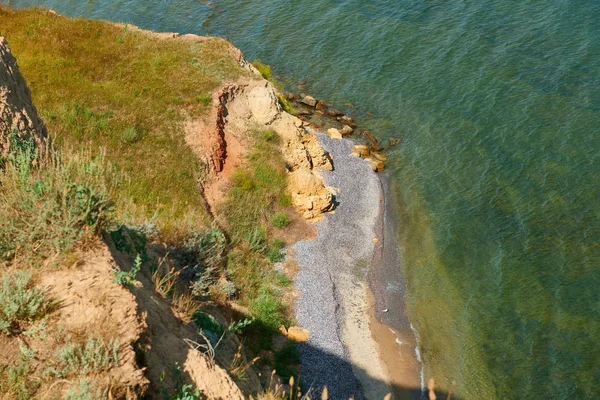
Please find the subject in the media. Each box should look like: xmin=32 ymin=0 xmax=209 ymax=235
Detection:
xmin=371 ymin=152 xmax=387 ymax=162
xmin=301 ymin=95 xmax=317 ymax=107
xmin=315 ymin=101 xmax=328 ymax=111
xmin=296 ymin=109 xmax=313 ymax=116
xmin=362 ymin=130 xmax=380 ymax=146
xmin=286 ymin=326 xmax=309 ymax=342
xmin=286 ymin=92 xmax=299 ymax=101
xmin=337 ymin=115 xmax=356 ymax=127
xmin=328 ymin=108 xmax=344 ymax=117
xmin=298 ymin=84 xmax=307 ymax=91
xmin=351 ymin=145 xmax=370 ymax=157
xmin=327 ymin=128 xmax=342 ymax=140
xmin=389 ymin=137 xmax=402 ymax=146
xmin=0 ymin=37 xmax=48 ymax=156
xmin=364 ymin=157 xmax=384 ymax=172
xmin=344 ymin=103 xmax=355 ymax=108
xmin=340 ymin=125 xmax=354 ymax=136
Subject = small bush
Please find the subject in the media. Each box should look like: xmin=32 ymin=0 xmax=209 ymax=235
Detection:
xmin=247 ymin=227 xmax=267 ymax=252
xmin=172 ymin=384 xmax=202 ymax=400
xmin=119 ymin=127 xmax=139 ymax=144
xmin=63 ymin=379 xmax=107 ymax=400
xmin=0 ymin=271 xmax=49 ymax=335
xmin=267 ymin=240 xmax=285 ymax=263
xmin=49 ymin=338 xmax=119 ymax=378
xmin=271 ymin=212 xmax=290 ymax=228
xmin=249 ymin=291 xmax=285 ymax=332
xmin=113 ymin=254 xmax=142 ymax=287
xmin=0 ymin=360 xmax=39 ymax=399
xmin=218 ymin=280 xmax=237 ymax=299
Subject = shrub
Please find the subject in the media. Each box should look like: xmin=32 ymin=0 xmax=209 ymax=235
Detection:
xmin=63 ymin=379 xmax=107 ymax=400
xmin=0 ymin=271 xmax=49 ymax=335
xmin=0 ymin=360 xmax=38 ymax=399
xmin=48 ymin=338 xmax=119 ymax=378
xmin=119 ymin=127 xmax=139 ymax=144
xmin=218 ymin=280 xmax=237 ymax=299
xmin=113 ymin=254 xmax=142 ymax=287
xmin=249 ymin=291 xmax=285 ymax=331
xmin=267 ymin=240 xmax=285 ymax=263
xmin=271 ymin=212 xmax=290 ymax=228
xmin=0 ymin=135 xmax=111 ymax=266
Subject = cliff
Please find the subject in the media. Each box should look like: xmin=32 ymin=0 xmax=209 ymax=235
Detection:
xmin=0 ymin=36 xmax=47 ymax=156
xmin=0 ymin=6 xmax=337 ymax=399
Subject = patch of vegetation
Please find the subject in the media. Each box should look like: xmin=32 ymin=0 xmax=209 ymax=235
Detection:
xmin=0 ymin=271 xmax=49 ymax=335
xmin=113 ymin=253 xmax=142 ymax=287
xmin=0 ymin=7 xmax=251 ymax=239
xmin=47 ymin=338 xmax=119 ymax=378
xmin=252 ymin=60 xmax=272 ymax=80
xmin=0 ymin=360 xmax=39 ymax=400
xmin=248 ymin=290 xmax=286 ymax=332
xmin=63 ymin=379 xmax=108 ymax=400
xmin=0 ymin=134 xmax=111 ymax=267
xmin=270 ymin=212 xmax=290 ymax=228
xmin=267 ymin=240 xmax=285 ymax=263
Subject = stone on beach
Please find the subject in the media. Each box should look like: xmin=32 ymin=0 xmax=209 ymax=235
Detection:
xmin=337 ymin=115 xmax=356 ymax=127
xmin=351 ymin=144 xmax=370 ymax=158
xmin=340 ymin=125 xmax=354 ymax=136
xmin=301 ymin=95 xmax=317 ymax=107
xmin=327 ymin=128 xmax=342 ymax=139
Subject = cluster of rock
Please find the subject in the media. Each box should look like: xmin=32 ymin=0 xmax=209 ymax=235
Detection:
xmin=0 ymin=36 xmax=47 ymax=156
xmin=286 ymin=91 xmax=404 ymax=173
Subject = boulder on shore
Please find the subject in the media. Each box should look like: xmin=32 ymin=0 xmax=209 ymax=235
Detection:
xmin=301 ymin=95 xmax=317 ymax=107
xmin=337 ymin=115 xmax=356 ymax=127
xmin=327 ymin=128 xmax=342 ymax=140
xmin=351 ymin=144 xmax=370 ymax=158
xmin=340 ymin=125 xmax=354 ymax=136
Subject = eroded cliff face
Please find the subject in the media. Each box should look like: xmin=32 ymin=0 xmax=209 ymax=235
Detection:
xmin=0 ymin=36 xmax=47 ymax=155
xmin=187 ymin=77 xmax=335 ymax=220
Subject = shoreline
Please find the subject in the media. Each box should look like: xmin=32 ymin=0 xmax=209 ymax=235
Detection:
xmin=293 ymin=133 xmax=421 ymax=399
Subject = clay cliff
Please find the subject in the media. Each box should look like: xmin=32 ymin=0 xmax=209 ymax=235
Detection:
xmin=0 ymin=36 xmax=47 ymax=156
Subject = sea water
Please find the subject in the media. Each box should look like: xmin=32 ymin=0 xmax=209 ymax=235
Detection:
xmin=2 ymin=1 xmax=599 ymax=398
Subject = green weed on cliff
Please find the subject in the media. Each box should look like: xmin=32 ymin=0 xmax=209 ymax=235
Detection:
xmin=221 ymin=130 xmax=291 ymax=335
xmin=0 ymin=136 xmax=111 ymax=268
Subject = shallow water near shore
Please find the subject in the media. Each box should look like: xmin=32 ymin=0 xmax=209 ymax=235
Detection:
xmin=3 ymin=1 xmax=600 ymax=398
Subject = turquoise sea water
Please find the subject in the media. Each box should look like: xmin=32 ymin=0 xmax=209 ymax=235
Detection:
xmin=3 ymin=1 xmax=599 ymax=398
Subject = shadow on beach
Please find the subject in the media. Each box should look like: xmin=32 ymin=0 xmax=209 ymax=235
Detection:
xmin=297 ymin=340 xmax=461 ymax=400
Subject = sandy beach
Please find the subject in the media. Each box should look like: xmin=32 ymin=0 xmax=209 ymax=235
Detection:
xmin=293 ymin=133 xmax=421 ymax=399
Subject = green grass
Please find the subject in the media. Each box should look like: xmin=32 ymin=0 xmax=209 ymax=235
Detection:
xmin=0 ymin=7 xmax=253 ymax=239
xmin=220 ymin=130 xmax=292 ymax=333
